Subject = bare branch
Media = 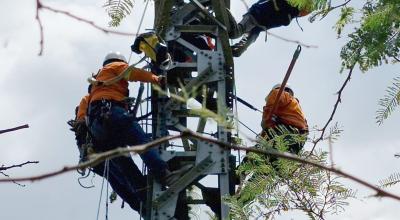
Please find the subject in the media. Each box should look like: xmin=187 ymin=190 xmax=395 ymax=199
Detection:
xmin=36 ymin=0 xmax=44 ymax=55
xmin=309 ymin=0 xmax=353 ymax=22
xmin=0 ymin=130 xmax=399 ymax=202
xmin=0 ymin=172 xmax=26 ymax=187
xmin=35 ymin=0 xmax=135 ymax=55
xmin=1 ymin=161 xmax=39 ymax=187
xmin=0 ymin=161 xmax=39 ymax=171
xmin=310 ymin=65 xmax=355 ymax=153
xmin=0 ymin=124 xmax=29 ymax=135
xmin=266 ymin=31 xmax=318 ymax=48
xmin=0 ymin=134 xmax=181 ymax=183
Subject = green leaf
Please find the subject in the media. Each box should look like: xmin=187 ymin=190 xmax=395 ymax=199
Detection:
xmin=376 ymin=76 xmax=400 ymax=124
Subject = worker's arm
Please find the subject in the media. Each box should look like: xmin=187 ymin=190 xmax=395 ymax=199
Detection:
xmin=261 ymin=90 xmax=291 ymax=129
xmin=126 ymin=67 xmax=160 ymax=84
xmin=76 ymin=95 xmax=90 ymax=121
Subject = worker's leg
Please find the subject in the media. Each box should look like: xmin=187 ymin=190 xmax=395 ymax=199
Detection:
xmin=92 ymin=160 xmax=146 ymax=213
xmin=102 ymin=105 xmax=169 ymax=180
xmin=231 ymin=27 xmax=262 ymax=57
xmin=230 ymin=0 xmax=302 ymax=57
xmin=248 ymin=0 xmax=300 ymax=29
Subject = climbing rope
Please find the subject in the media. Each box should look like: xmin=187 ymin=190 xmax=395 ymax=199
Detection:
xmin=96 ymin=160 xmax=110 ymax=220
xmin=105 ymin=161 xmax=110 ymax=220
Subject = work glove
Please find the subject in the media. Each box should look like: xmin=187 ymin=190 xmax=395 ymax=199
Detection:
xmin=157 ymin=75 xmax=166 ymax=86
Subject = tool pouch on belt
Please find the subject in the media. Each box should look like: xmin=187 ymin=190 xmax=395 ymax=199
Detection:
xmin=131 ymin=32 xmax=170 ymax=69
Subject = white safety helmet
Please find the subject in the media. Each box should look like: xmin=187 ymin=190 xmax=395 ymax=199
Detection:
xmin=272 ymin=83 xmax=294 ymax=96
xmin=103 ymin=51 xmax=127 ymax=66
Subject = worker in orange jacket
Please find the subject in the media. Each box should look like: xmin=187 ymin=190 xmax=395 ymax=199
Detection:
xmin=261 ymin=83 xmax=308 ymax=155
xmin=228 ymin=0 xmax=311 ymax=57
xmin=70 ymin=92 xmax=149 ymax=213
xmin=74 ymin=52 xmax=184 ymax=214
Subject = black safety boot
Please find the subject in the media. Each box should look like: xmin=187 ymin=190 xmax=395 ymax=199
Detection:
xmin=231 ymin=30 xmax=260 ymax=57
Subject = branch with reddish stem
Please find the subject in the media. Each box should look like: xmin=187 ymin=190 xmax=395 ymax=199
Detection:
xmin=310 ymin=65 xmax=355 ymax=154
xmin=0 ymin=130 xmax=399 ymax=202
xmin=35 ymin=0 xmax=135 ymax=55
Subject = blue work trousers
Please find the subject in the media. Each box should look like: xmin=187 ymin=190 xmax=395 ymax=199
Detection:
xmin=88 ymin=102 xmax=168 ymax=211
xmin=249 ymin=0 xmax=300 ymax=33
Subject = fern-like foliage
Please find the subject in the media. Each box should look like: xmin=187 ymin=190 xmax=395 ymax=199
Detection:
xmin=340 ymin=0 xmax=400 ymax=71
xmin=228 ymin=129 xmax=355 ymax=220
xmin=103 ymin=0 xmax=135 ymax=27
xmin=376 ymin=76 xmax=400 ymax=125
xmin=379 ymin=173 xmax=400 ymax=188
xmin=334 ymin=6 xmax=355 ymax=38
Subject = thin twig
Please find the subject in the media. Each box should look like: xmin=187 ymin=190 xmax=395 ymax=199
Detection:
xmin=0 ymin=124 xmax=29 ymax=135
xmin=187 ymin=131 xmax=400 ymax=201
xmin=310 ymin=65 xmax=355 ymax=153
xmin=0 ymin=134 xmax=181 ymax=183
xmin=35 ymin=0 xmax=135 ymax=55
xmin=0 ymin=161 xmax=39 ymax=171
xmin=40 ymin=4 xmax=134 ymax=36
xmin=1 ymin=161 xmax=38 ymax=187
xmin=309 ymin=0 xmax=352 ymax=22
xmin=0 ymin=172 xmax=26 ymax=187
xmin=36 ymin=0 xmax=44 ymax=55
xmin=266 ymin=31 xmax=318 ymax=49
xmin=1 ymin=130 xmax=399 ymax=202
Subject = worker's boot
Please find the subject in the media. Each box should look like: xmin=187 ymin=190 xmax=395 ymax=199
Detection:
xmin=231 ymin=30 xmax=260 ymax=57
xmin=227 ymin=10 xmax=258 ymax=39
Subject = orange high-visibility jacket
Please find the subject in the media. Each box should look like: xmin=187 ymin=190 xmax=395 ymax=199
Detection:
xmin=90 ymin=62 xmax=158 ymax=103
xmin=77 ymin=94 xmax=90 ymax=121
xmin=261 ymin=89 xmax=308 ymax=131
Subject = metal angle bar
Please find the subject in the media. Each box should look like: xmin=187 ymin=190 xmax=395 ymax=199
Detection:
xmin=189 ymin=0 xmax=227 ymax=31
xmin=186 ymin=199 xmax=206 ymax=204
xmin=165 ymin=66 xmax=212 ymax=109
xmin=176 ymin=38 xmax=202 ymax=53
xmin=175 ymin=25 xmax=217 ymax=34
xmin=152 ymin=156 xmax=215 ymax=209
xmin=169 ymin=61 xmax=197 ymax=69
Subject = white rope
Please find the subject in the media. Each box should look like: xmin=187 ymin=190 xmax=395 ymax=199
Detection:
xmin=96 ymin=160 xmax=109 ymax=220
xmin=105 ymin=160 xmax=110 ymax=220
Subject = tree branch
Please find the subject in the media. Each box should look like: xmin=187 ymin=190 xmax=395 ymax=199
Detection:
xmin=310 ymin=65 xmax=355 ymax=153
xmin=0 ymin=124 xmax=29 ymax=135
xmin=0 ymin=134 xmax=182 ymax=183
xmin=0 ymin=130 xmax=399 ymax=202
xmin=266 ymin=31 xmax=318 ymax=49
xmin=35 ymin=0 xmax=135 ymax=55
xmin=0 ymin=161 xmax=39 ymax=171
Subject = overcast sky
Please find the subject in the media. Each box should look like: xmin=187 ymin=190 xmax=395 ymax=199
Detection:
xmin=1 ymin=0 xmax=399 ymax=220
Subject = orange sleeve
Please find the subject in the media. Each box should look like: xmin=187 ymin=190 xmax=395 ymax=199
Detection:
xmin=127 ymin=68 xmax=159 ymax=84
xmin=76 ymin=95 xmax=89 ymax=121
xmin=261 ymin=89 xmax=291 ymax=129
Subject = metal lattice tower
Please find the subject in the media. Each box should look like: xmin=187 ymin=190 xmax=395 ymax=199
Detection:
xmin=146 ymin=1 xmax=235 ymax=219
